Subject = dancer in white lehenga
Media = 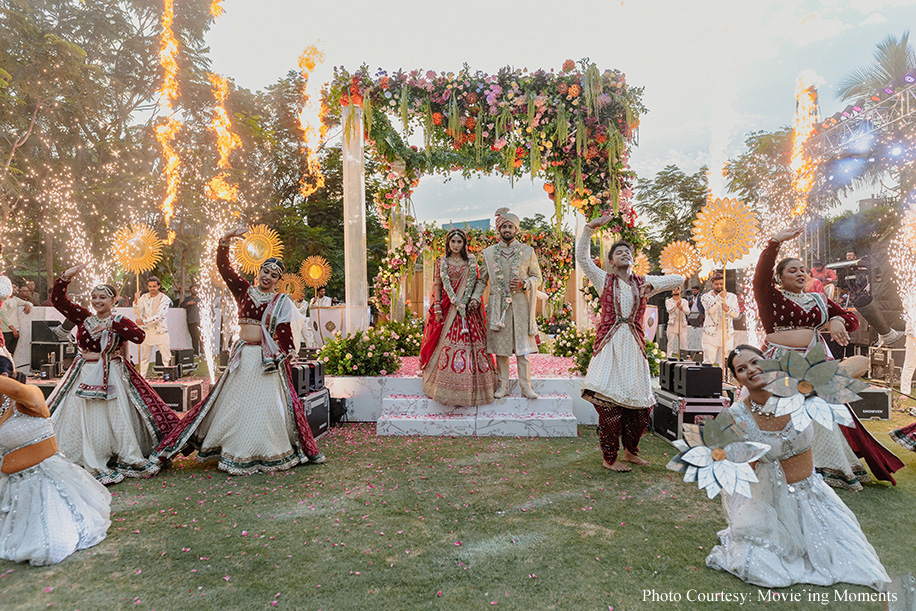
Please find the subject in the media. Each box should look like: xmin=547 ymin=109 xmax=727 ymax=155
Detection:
xmin=706 ymin=346 xmax=890 ymax=590
xmin=48 ymin=265 xmax=180 ymax=484
xmin=153 ymin=226 xmax=323 ymax=475
xmin=577 ymin=216 xmax=683 ymax=471
xmin=0 ymin=358 xmax=110 ymax=566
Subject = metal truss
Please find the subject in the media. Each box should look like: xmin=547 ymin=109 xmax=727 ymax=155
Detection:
xmin=807 ymin=81 xmax=916 ymax=160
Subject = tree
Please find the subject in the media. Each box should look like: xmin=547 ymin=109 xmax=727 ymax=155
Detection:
xmin=519 ymin=213 xmax=551 ymax=232
xmin=634 ymin=165 xmax=708 ymax=259
xmin=837 ymin=31 xmax=916 ymax=102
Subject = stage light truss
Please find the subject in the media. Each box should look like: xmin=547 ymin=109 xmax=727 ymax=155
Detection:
xmin=806 ymin=81 xmax=916 ymax=159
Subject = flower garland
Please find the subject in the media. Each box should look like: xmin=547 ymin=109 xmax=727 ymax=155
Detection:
xmin=324 ymin=60 xmax=648 ymax=246
xmin=492 ymin=242 xmax=523 ymax=328
xmin=372 ymin=237 xmax=420 ymax=316
xmin=439 ymin=255 xmax=477 ymax=318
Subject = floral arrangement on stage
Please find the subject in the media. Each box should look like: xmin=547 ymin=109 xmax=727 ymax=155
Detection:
xmin=552 ymin=324 xmax=592 ymax=358
xmin=376 ymin=311 xmax=424 ymax=357
xmin=537 ymin=302 xmax=573 ymax=334
xmin=319 ymin=329 xmax=401 ymax=376
xmin=372 ymin=236 xmax=421 ymax=316
xmin=570 ymin=328 xmax=597 ymax=376
xmin=324 ymin=60 xmax=647 ymax=247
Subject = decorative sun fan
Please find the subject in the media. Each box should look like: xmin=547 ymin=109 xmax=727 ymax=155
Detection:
xmin=231 ymin=224 xmax=284 ymax=275
xmin=633 ymin=252 xmax=651 ymax=276
xmin=299 ymin=255 xmax=332 ymax=288
xmin=660 ymin=241 xmax=701 ymax=277
xmin=112 ymin=224 xmax=164 ymax=274
xmin=278 ymin=273 xmax=305 ymax=302
xmin=692 ymin=198 xmax=758 ymax=264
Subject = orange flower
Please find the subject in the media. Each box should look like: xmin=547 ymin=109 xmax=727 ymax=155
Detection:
xmin=340 ymin=93 xmax=350 ymax=107
xmin=432 ymin=112 xmax=443 ymax=125
xmin=596 ymin=133 xmax=608 ymax=144
xmin=557 ymin=82 xmax=569 ymax=95
xmin=513 ymin=158 xmax=523 ymax=168
xmin=562 ymin=59 xmax=576 ymax=72
xmin=465 ymin=116 xmax=477 ymax=131
xmin=379 ymin=76 xmax=390 ymax=90
xmin=543 ymin=183 xmax=555 ymax=194
xmin=568 ymin=84 xmax=581 ymax=98
xmin=466 ymin=92 xmax=478 ymax=105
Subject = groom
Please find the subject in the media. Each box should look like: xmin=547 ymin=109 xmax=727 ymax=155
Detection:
xmin=471 ymin=208 xmax=542 ymax=400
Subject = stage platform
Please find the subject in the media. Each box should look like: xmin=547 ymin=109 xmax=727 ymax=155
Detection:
xmin=326 ymin=355 xmax=598 ymax=430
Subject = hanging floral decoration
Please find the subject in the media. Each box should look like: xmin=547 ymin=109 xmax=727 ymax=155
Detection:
xmin=667 ymin=410 xmax=771 ymax=500
xmin=324 ymin=60 xmax=648 ymax=249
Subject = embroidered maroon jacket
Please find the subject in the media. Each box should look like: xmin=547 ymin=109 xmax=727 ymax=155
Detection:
xmin=753 ymin=239 xmax=858 ymax=335
xmin=217 ymin=239 xmax=295 ymax=353
xmin=51 ymin=278 xmax=145 ymax=351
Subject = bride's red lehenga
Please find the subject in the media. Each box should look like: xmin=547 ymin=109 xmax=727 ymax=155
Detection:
xmin=420 ymin=255 xmax=496 ymax=406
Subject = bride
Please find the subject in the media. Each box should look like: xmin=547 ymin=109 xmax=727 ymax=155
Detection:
xmin=420 ymin=228 xmax=496 ymax=405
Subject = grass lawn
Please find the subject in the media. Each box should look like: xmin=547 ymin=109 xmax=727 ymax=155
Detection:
xmin=2 ymin=403 xmax=915 ymax=611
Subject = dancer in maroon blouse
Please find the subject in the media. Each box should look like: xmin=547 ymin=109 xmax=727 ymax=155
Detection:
xmin=153 ymin=226 xmax=323 ymax=474
xmin=754 ymin=227 xmax=903 ymax=489
xmin=47 ymin=263 xmax=180 ymax=484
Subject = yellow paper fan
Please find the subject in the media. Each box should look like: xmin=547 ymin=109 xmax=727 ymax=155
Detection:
xmin=231 ymin=224 xmax=284 ymax=275
xmin=633 ymin=252 xmax=651 ymax=276
xmin=299 ymin=255 xmax=332 ymax=288
xmin=278 ymin=273 xmax=305 ymax=302
xmin=659 ymin=240 xmax=701 ymax=276
xmin=692 ymin=197 xmax=758 ymax=264
xmin=111 ymin=224 xmax=163 ymax=274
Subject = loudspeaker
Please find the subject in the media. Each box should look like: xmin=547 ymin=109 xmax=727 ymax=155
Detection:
xmin=148 ymin=380 xmax=203 ymax=412
xmin=300 ymin=388 xmax=330 ymax=439
xmin=289 ymin=364 xmax=311 ymax=396
xmin=155 ymin=349 xmax=196 ymax=377
xmin=307 ymin=360 xmax=324 ymax=391
xmin=660 ymin=358 xmax=689 ymax=393
xmin=848 ymin=386 xmax=891 ymax=420
xmin=40 ymin=363 xmax=59 ymax=379
xmin=673 ymin=362 xmax=722 ymax=397
xmin=31 ymin=320 xmax=65 ymax=343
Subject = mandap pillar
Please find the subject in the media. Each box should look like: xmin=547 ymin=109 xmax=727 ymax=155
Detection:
xmin=342 ymin=105 xmax=369 ymax=333
xmin=574 ymin=211 xmax=587 ymax=330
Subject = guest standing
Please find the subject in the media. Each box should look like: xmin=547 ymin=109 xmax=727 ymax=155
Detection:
xmin=136 ymin=276 xmax=171 ymax=377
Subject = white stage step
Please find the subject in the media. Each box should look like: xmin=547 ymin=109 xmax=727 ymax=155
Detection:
xmin=377 ymin=393 xmax=577 ymax=437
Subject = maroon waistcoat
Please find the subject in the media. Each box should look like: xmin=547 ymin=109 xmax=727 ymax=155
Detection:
xmin=593 ymin=273 xmax=647 ymax=357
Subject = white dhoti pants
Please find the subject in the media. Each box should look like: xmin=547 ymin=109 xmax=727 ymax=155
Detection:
xmin=139 ymin=332 xmax=171 ymax=377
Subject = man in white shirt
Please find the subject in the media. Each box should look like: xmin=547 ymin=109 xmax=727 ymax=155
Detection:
xmin=1 ymin=283 xmax=31 ymax=354
xmin=136 ymin=276 xmax=171 ymax=377
xmin=701 ymin=273 xmax=740 ymax=367
xmin=902 ymin=320 xmax=915 ymax=397
xmin=665 ymin=286 xmax=690 ymax=357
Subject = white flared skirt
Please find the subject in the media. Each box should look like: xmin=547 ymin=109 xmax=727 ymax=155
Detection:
xmin=0 ymin=453 xmax=111 ymax=565
xmin=178 ymin=344 xmax=305 ymax=475
xmin=50 ymin=361 xmax=159 ymax=485
xmin=583 ymin=331 xmax=654 ymax=409
xmin=706 ymin=466 xmax=890 ymax=590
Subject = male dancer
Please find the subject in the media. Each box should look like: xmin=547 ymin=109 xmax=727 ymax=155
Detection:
xmin=472 ymin=208 xmax=542 ymax=399
xmin=136 ymin=276 xmax=171 ymax=377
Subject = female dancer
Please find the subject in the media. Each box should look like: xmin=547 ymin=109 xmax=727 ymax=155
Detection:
xmin=48 ymin=264 xmax=179 ymax=484
xmin=577 ymin=216 xmax=684 ymax=471
xmin=0 ymin=355 xmax=111 ymax=565
xmin=754 ymin=226 xmax=903 ymax=489
xmin=153 ymin=226 xmax=323 ymax=474
xmin=420 ymin=228 xmax=496 ymax=405
xmin=706 ymin=345 xmax=890 ymax=590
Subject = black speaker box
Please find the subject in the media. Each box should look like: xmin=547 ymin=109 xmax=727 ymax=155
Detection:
xmin=31 ymin=320 xmax=64 ymax=343
xmin=40 ymin=363 xmax=59 ymax=379
xmin=307 ymin=360 xmax=325 ymax=391
xmin=289 ymin=363 xmax=311 ymax=396
xmin=848 ymin=386 xmax=891 ymax=420
xmin=329 ymin=396 xmax=349 ymax=424
xmin=660 ymin=358 xmax=690 ymax=393
xmin=300 ymin=388 xmax=330 ymax=439
xmin=148 ymin=380 xmax=204 ymax=412
xmin=673 ymin=362 xmax=722 ymax=398
xmin=156 ymin=348 xmax=195 ymax=367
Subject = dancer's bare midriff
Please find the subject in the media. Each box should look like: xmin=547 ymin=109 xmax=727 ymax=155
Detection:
xmin=238 ymin=323 xmax=262 ymax=344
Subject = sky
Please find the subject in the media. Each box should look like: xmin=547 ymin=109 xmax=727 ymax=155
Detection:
xmin=205 ymin=0 xmax=916 ymax=227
